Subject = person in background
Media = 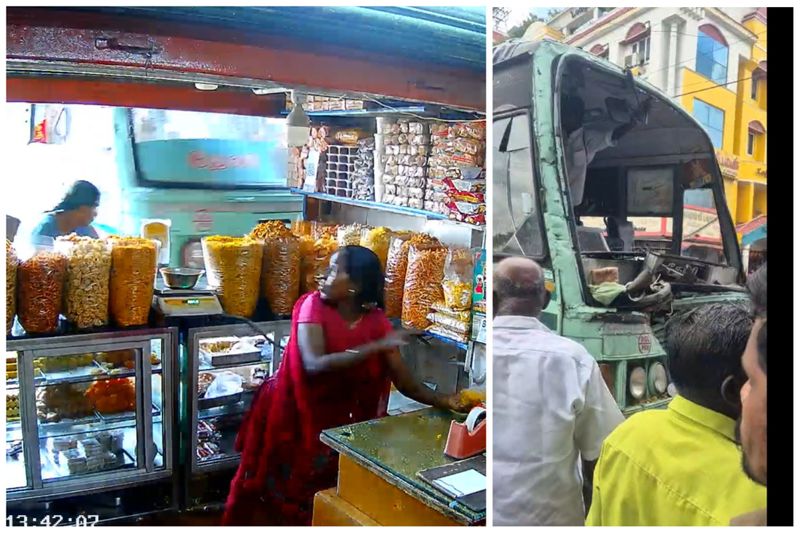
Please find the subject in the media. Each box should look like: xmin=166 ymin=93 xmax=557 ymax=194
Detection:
xmin=732 ymin=263 xmax=767 ymax=526
xmin=493 ymin=256 xmax=623 ymax=526
xmin=223 ymin=246 xmax=472 ymax=526
xmin=586 ymin=303 xmax=766 ymax=526
xmin=32 ymin=180 xmax=100 ymax=240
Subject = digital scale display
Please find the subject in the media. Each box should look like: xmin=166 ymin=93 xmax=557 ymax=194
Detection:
xmin=154 ymin=294 xmax=223 ymax=316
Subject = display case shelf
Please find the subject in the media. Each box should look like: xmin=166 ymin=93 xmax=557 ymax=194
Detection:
xmin=6 ymin=328 xmax=177 ymax=504
xmin=290 ymin=189 xmax=484 ymax=230
xmin=197 ymin=396 xmax=253 ymax=421
xmin=32 ymin=408 xmax=162 ymax=439
xmin=32 ymin=364 xmax=162 ymax=387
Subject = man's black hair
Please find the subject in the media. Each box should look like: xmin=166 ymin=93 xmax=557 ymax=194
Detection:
xmin=341 ymin=245 xmax=385 ymax=310
xmin=746 ymin=263 xmax=767 ymax=374
xmin=747 ymin=263 xmax=767 ymax=319
xmin=665 ymin=303 xmax=753 ymax=392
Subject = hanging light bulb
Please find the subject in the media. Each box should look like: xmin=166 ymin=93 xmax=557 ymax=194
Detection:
xmin=286 ymin=90 xmax=310 ymax=147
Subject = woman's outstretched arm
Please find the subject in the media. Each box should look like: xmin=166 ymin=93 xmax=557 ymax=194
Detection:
xmin=297 ymin=323 xmax=403 ymax=375
xmin=385 ymin=349 xmax=472 ymax=412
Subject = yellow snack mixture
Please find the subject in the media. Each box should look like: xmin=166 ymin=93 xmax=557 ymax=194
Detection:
xmin=57 ymin=235 xmax=112 ymax=329
xmin=202 ymin=236 xmax=263 ymax=318
xmin=109 ymin=237 xmax=157 ymax=327
xmin=360 ymin=227 xmax=394 ymax=272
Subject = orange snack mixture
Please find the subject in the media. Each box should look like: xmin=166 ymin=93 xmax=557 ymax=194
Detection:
xmin=17 ymin=250 xmax=68 ymax=334
xmin=402 ymin=241 xmax=447 ymax=329
xmin=109 ymin=237 xmax=157 ymax=327
xmin=251 ymin=221 xmax=301 ymax=316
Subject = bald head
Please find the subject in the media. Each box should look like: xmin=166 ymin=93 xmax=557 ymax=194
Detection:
xmin=494 ymin=257 xmax=548 ymax=317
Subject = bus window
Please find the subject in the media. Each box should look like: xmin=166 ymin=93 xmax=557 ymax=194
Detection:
xmin=493 ymin=113 xmax=545 ymax=258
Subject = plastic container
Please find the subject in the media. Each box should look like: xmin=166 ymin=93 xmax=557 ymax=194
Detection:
xmin=202 ymin=236 xmax=263 ymax=318
xmin=17 ymin=245 xmax=68 ymax=334
xmin=56 ymin=235 xmax=112 ymax=330
xmin=109 ymin=237 xmax=158 ymax=327
xmin=140 ymin=219 xmax=171 ymax=265
xmin=6 ymin=240 xmax=18 ymax=335
xmin=261 ymin=235 xmax=301 ymax=316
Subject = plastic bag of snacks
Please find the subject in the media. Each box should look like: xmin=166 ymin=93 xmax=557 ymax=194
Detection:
xmin=202 ymin=236 xmax=262 ymax=318
xmin=301 ymin=236 xmax=338 ymax=295
xmin=291 ymin=220 xmax=313 ymax=238
xmin=6 ymin=240 xmax=18 ymax=335
xmin=56 ymin=235 xmax=112 ymax=329
xmin=312 ymin=223 xmax=339 ymax=241
xmin=250 ymin=222 xmax=301 ymax=316
xmin=360 ymin=226 xmax=394 ymax=272
xmin=427 ymin=312 xmax=471 ymax=334
xmin=426 ymin=323 xmax=469 ymax=343
xmin=443 ymin=248 xmax=474 ymax=311
xmin=383 ymin=233 xmax=415 ymax=318
xmin=431 ymin=301 xmax=472 ymax=323
xmin=337 ymin=224 xmax=368 ymax=247
xmin=17 ymin=247 xmax=68 ymax=334
xmin=109 ymin=237 xmax=158 ymax=327
xmin=402 ymin=241 xmax=447 ymax=329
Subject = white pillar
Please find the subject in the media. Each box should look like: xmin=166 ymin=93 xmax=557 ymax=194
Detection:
xmin=666 ymin=21 xmax=680 ymax=100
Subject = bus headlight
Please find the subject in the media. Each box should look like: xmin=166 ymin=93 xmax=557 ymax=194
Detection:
xmin=648 ymin=362 xmax=668 ymax=395
xmin=629 ymin=366 xmax=646 ymax=400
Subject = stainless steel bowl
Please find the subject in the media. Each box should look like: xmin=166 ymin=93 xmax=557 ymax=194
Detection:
xmin=160 ymin=267 xmax=204 ymax=290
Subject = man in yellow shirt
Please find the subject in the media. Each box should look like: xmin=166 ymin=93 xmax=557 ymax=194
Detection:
xmin=732 ymin=264 xmax=767 ymax=526
xmin=586 ymin=303 xmax=766 ymax=526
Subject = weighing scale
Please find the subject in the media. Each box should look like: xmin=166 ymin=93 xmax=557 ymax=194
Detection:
xmin=152 ymin=282 xmax=224 ymax=318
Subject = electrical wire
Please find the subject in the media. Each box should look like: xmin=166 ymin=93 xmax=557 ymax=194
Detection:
xmin=673 ymin=75 xmax=753 ymax=98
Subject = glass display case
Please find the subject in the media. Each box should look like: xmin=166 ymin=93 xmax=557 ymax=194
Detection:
xmin=6 ymin=328 xmax=177 ymax=503
xmin=186 ymin=321 xmax=291 ymax=474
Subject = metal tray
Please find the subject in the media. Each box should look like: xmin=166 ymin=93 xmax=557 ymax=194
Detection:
xmin=208 ymin=350 xmax=262 ymax=367
xmin=198 ymin=392 xmax=243 ymax=410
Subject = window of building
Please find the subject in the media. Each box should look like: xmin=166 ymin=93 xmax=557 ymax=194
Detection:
xmin=693 ymin=99 xmax=725 ymax=149
xmin=631 ymin=36 xmax=651 ymax=64
xmin=621 ymin=22 xmax=651 ymax=66
xmin=751 ymin=77 xmax=759 ymax=100
xmin=747 ymin=120 xmax=766 ymax=161
xmin=696 ymin=24 xmax=729 ymax=85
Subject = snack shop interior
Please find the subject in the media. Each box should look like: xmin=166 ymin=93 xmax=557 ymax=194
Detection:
xmin=6 ymin=6 xmax=487 ymax=526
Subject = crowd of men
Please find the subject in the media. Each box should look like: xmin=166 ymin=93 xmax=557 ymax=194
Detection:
xmin=493 ymin=258 xmax=768 ymax=526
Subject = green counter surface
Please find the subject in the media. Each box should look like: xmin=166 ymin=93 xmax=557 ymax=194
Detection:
xmin=320 ymin=408 xmax=485 ymax=525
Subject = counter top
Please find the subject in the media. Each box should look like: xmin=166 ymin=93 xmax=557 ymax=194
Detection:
xmin=320 ymin=408 xmax=485 ymax=525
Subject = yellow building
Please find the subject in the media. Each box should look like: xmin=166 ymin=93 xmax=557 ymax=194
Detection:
xmin=549 ymin=7 xmax=767 ymax=250
xmin=679 ymin=9 xmax=767 ymax=233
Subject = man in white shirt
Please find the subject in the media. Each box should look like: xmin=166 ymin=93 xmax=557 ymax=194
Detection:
xmin=561 ymin=94 xmax=643 ymax=207
xmin=493 ymin=257 xmax=624 ymax=526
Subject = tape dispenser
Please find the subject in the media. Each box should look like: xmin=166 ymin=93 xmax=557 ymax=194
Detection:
xmin=444 ymin=405 xmax=486 ymax=459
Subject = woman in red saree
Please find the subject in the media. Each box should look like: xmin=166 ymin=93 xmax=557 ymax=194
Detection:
xmin=223 ymin=245 xmax=470 ymax=525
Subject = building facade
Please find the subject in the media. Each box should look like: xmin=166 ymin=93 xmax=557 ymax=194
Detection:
xmin=547 ymin=7 xmax=767 ymax=251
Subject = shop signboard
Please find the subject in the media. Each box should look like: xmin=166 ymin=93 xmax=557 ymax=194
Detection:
xmin=135 ymin=139 xmax=287 ymax=187
xmin=715 ymin=149 xmax=739 ymax=178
